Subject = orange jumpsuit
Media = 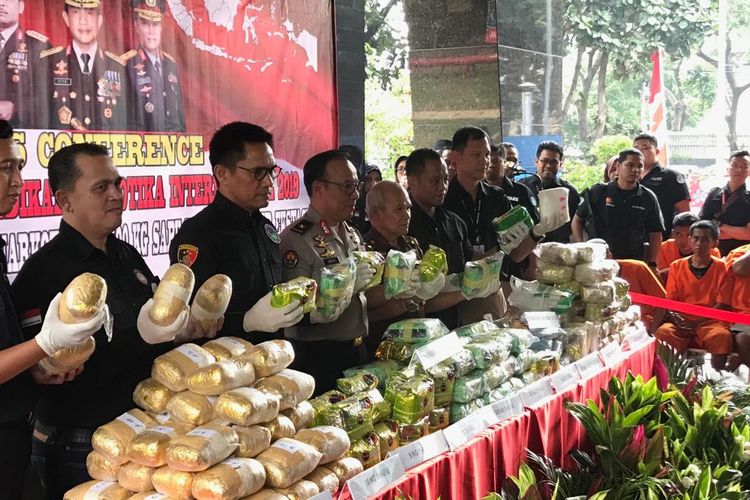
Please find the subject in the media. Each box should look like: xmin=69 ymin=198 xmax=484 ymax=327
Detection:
xmin=617 ymin=259 xmax=666 ymax=329
xmin=654 ymin=256 xmax=732 ymax=354
xmin=718 ymin=244 xmax=750 ymax=315
xmin=657 ymin=239 xmax=720 ymax=272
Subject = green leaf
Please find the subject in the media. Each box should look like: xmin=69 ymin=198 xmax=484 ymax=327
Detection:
xmin=692 ymin=466 xmax=712 ymax=500
xmin=622 ymin=405 xmax=656 ymax=428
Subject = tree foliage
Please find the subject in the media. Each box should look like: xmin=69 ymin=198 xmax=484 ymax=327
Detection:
xmin=365 ymin=0 xmax=408 ymax=91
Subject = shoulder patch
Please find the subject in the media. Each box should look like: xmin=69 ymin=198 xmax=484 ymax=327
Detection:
xmin=283 ymin=250 xmax=299 ymax=269
xmin=177 ymin=244 xmax=199 ymax=267
xmin=120 ymin=49 xmax=138 ymax=62
xmin=291 ymin=220 xmax=313 ymax=235
xmin=25 ymin=30 xmax=49 ymax=43
xmin=162 ymin=51 xmax=175 ymax=63
xmin=105 ymin=51 xmax=126 ymax=66
xmin=40 ymin=46 xmax=63 ymax=58
xmin=20 ymin=308 xmax=42 ymax=328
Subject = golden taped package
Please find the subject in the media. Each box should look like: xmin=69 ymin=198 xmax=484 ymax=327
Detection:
xmin=127 ymin=422 xmax=194 ymax=467
xmin=187 ymin=356 xmax=256 ymax=396
xmin=166 ymin=421 xmax=239 ymax=472
xmin=305 ymin=466 xmax=340 ymax=494
xmin=86 ymin=450 xmax=120 ymax=481
xmin=273 ymin=479 xmax=319 ymax=500
xmin=39 ymin=336 xmax=96 ymax=376
xmin=151 ymin=466 xmax=194 ymax=500
xmin=250 ymin=340 xmax=295 ymax=378
xmin=59 ymin=272 xmax=108 ymax=322
xmin=215 ymin=387 xmax=280 ymax=426
xmin=191 ymin=457 xmax=266 ymax=500
xmin=261 ymin=415 xmax=296 ymax=441
xmin=294 ymin=426 xmax=350 ymax=464
xmin=241 ymin=490 xmax=288 ymax=499
xmin=150 ymin=263 xmax=195 ymax=326
xmin=191 ymin=274 xmax=233 ymax=332
xmin=167 ymin=391 xmax=217 ymax=426
xmin=203 ymin=336 xmax=254 ymax=361
xmin=234 ymin=425 xmax=272 ymax=458
xmin=255 ymin=369 xmax=315 ymax=411
xmin=282 ymin=401 xmax=314 ymax=430
xmin=92 ymin=409 xmax=156 ymax=464
xmin=325 ymin=456 xmax=363 ymax=483
xmin=133 ymin=378 xmax=175 ymax=414
xmin=152 ymin=343 xmax=216 ymax=392
xmin=255 ymin=438 xmax=323 ymax=489
xmin=63 ymin=481 xmax=130 ymax=500
xmin=116 ymin=462 xmax=154 ymax=492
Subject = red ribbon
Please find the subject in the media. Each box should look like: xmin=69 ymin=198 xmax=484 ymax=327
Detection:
xmin=629 ymin=292 xmax=750 ymax=325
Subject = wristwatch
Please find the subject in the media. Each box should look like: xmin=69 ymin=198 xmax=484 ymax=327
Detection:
xmin=402 ymin=299 xmax=420 ymax=312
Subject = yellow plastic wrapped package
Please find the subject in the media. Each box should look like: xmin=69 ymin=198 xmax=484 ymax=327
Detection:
xmin=92 ymin=409 xmax=156 ymax=464
xmin=150 ymin=263 xmax=195 ymax=326
xmin=191 ymin=457 xmax=266 ymax=500
xmin=117 ymin=462 xmax=155 ymax=492
xmin=234 ymin=425 xmax=272 ymax=458
xmin=325 ymin=457 xmax=363 ymax=483
xmin=215 ymin=387 xmax=280 ymax=426
xmin=304 ymin=467 xmax=340 ymax=493
xmin=63 ymin=481 xmax=130 ymax=500
xmin=255 ymin=369 xmax=315 ymax=411
xmin=191 ymin=274 xmax=233 ymax=332
xmin=166 ymin=392 xmax=217 ymax=426
xmin=133 ymin=378 xmax=175 ymax=414
xmin=261 ymin=415 xmax=296 ymax=440
xmin=127 ymin=422 xmax=194 ymax=467
xmin=203 ymin=336 xmax=254 ymax=361
xmin=255 ymin=438 xmax=323 ymax=489
xmin=86 ymin=450 xmax=120 ymax=481
xmin=250 ymin=340 xmax=295 ymax=378
xmin=151 ymin=466 xmax=194 ymax=500
xmin=186 ymin=357 xmax=256 ymax=396
xmin=166 ymin=421 xmax=239 ymax=472
xmin=293 ymin=426 xmax=350 ymax=464
xmin=273 ymin=480 xmax=319 ymax=500
xmin=152 ymin=343 xmax=216 ymax=392
xmin=282 ymin=401 xmax=314 ymax=431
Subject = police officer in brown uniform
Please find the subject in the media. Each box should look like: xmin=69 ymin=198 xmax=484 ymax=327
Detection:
xmin=0 ymin=0 xmax=51 ymax=128
xmin=126 ymin=0 xmax=185 ymax=132
xmin=44 ymin=0 xmax=130 ymax=131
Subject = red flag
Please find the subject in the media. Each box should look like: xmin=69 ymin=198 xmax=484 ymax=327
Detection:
xmin=648 ymin=50 xmax=669 ymax=166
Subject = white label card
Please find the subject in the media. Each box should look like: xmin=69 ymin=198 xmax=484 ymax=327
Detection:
xmin=176 ymin=343 xmax=214 ymax=366
xmin=116 ymin=413 xmax=147 ymax=433
xmin=599 ymin=341 xmax=624 ymax=366
xmin=346 ymin=454 xmax=406 ymax=500
xmin=411 ymin=332 xmax=463 ymax=370
xmin=521 ymin=311 xmax=561 ymax=332
xmin=518 ymin=378 xmax=555 ymax=407
xmin=443 ymin=412 xmax=487 ymax=450
xmin=309 ymin=491 xmax=333 ymax=500
xmin=481 ymin=394 xmax=524 ymax=426
xmin=624 ymin=330 xmax=650 ymax=350
xmin=387 ymin=430 xmax=449 ymax=470
xmin=551 ymin=364 xmax=582 ymax=392
xmin=576 ymin=352 xmax=605 ymax=378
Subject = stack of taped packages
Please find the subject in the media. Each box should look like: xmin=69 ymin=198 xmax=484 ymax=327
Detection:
xmin=64 ymin=337 xmax=364 ymax=500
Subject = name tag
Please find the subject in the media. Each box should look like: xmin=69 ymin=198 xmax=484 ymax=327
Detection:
xmin=346 ymin=454 xmax=406 ymax=500
xmin=388 ymin=430 xmax=449 ymax=470
xmin=518 ymin=377 xmax=555 ymax=407
xmin=551 ymin=364 xmax=582 ymax=392
xmin=472 ymin=244 xmax=485 ymax=255
xmin=576 ymin=352 xmax=605 ymax=378
xmin=480 ymin=394 xmax=524 ymax=426
xmin=443 ymin=412 xmax=488 ymax=450
xmin=54 ymin=77 xmax=72 ymax=86
xmin=599 ymin=341 xmax=624 ymax=366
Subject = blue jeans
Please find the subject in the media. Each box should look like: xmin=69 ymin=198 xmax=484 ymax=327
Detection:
xmin=30 ymin=422 xmax=93 ymax=500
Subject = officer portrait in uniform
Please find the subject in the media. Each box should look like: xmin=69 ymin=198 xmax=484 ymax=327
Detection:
xmin=126 ymin=0 xmax=185 ymax=132
xmin=45 ymin=0 xmax=131 ymax=131
xmin=0 ymin=0 xmax=51 ymax=128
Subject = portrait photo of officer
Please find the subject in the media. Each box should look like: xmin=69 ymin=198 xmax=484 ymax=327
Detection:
xmin=0 ymin=0 xmax=51 ymax=128
xmin=126 ymin=0 xmax=185 ymax=132
xmin=45 ymin=0 xmax=131 ymax=131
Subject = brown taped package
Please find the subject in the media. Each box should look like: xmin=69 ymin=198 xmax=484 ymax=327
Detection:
xmin=273 ymin=480 xmax=319 ymax=500
xmin=191 ymin=274 xmax=233 ymax=332
xmin=166 ymin=392 xmax=217 ymax=426
xmin=133 ymin=378 xmax=175 ymax=414
xmin=250 ymin=340 xmax=294 ymax=378
xmin=38 ymin=336 xmax=96 ymax=376
xmin=215 ymin=387 xmax=279 ymax=426
xmin=293 ymin=426 xmax=350 ymax=464
xmin=255 ymin=438 xmax=322 ymax=489
xmin=152 ymin=343 xmax=216 ymax=392
xmin=325 ymin=457 xmax=363 ymax=483
xmin=92 ymin=409 xmax=156 ymax=464
xmin=186 ymin=357 xmax=256 ymax=396
xmin=116 ymin=462 xmax=155 ymax=492
xmin=240 ymin=490 xmax=288 ymax=500
xmin=59 ymin=272 xmax=108 ymax=323
xmin=191 ymin=457 xmax=266 ymax=500
xmin=281 ymin=401 xmax=314 ymax=431
xmin=254 ymin=370 xmax=315 ymax=411
xmin=261 ymin=415 xmax=296 ymax=441
xmin=234 ymin=425 xmax=272 ymax=458
xmin=203 ymin=336 xmax=254 ymax=361
xmin=304 ymin=467 xmax=340 ymax=494
xmin=166 ymin=421 xmax=239 ymax=472
xmin=127 ymin=422 xmax=194 ymax=467
xmin=150 ymin=263 xmax=195 ymax=326
xmin=86 ymin=450 xmax=120 ymax=481
xmin=63 ymin=480 xmax=131 ymax=500
xmin=151 ymin=466 xmax=194 ymax=499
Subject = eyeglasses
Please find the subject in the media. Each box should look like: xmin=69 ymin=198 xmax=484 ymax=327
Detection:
xmin=539 ymin=158 xmax=561 ymax=167
xmin=317 ymin=179 xmax=363 ymax=196
xmin=236 ymin=165 xmax=282 ymax=181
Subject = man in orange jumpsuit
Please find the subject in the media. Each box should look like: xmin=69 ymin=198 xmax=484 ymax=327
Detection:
xmin=657 ymin=212 xmax=720 ymax=282
xmin=654 ymin=221 xmax=733 ymax=370
xmin=617 ymin=258 xmax=666 ymax=331
xmin=718 ymin=244 xmax=750 ymax=365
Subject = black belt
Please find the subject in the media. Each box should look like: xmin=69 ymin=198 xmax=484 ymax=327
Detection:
xmin=33 ymin=421 xmax=93 ymax=445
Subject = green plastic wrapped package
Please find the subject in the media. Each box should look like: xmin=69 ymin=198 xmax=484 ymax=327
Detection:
xmin=581 ymin=281 xmax=616 ymax=303
xmin=420 ymin=363 xmax=456 ymax=407
xmin=428 ymin=406 xmax=450 ymax=432
xmin=452 ymin=370 xmax=486 ymax=403
xmin=361 ymin=388 xmax=391 ymax=424
xmin=348 ymin=432 xmax=381 ymax=470
xmin=352 ymin=251 xmax=385 ymax=290
xmin=383 ymin=318 xmax=449 ymax=345
xmin=500 ymin=328 xmax=536 ymax=357
xmin=449 ymin=398 xmax=485 ymax=423
xmin=398 ymin=416 xmax=430 ymax=444
xmin=464 ymin=336 xmax=511 ymax=369
xmin=452 ymin=320 xmax=500 ymax=339
xmin=584 ymin=301 xmax=618 ymax=322
xmin=336 ymin=372 xmax=379 ymax=396
xmin=383 ymin=249 xmax=418 ymax=299
xmin=613 ymin=277 xmax=629 ymax=300
xmin=384 ymin=372 xmax=435 ymax=424
xmin=310 ymin=390 xmax=347 ymax=426
xmin=493 ymin=205 xmax=534 ymax=247
xmin=619 ymin=294 xmax=632 ymax=311
xmin=488 ymin=385 xmax=513 ymax=403
xmin=343 ymin=360 xmax=401 ymax=391
xmin=535 ymin=261 xmax=575 ymax=285
xmin=374 ymin=340 xmax=415 ymax=363
xmin=462 ymin=253 xmax=503 ymax=298
xmin=562 ymin=324 xmax=588 ymax=362
xmin=507 ymin=278 xmax=575 ymax=314
xmin=419 ymin=245 xmax=448 ymax=282
xmin=317 ymin=258 xmax=356 ymax=319
xmin=444 ymin=349 xmax=476 ymax=377
xmin=271 ymin=276 xmax=318 ymax=313
xmin=373 ymin=420 xmax=399 ymax=459
xmin=319 ymin=394 xmax=375 ymax=441
xmin=483 ymin=360 xmax=515 ymax=390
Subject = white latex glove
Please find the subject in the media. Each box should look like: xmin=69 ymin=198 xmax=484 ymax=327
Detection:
xmin=394 ymin=268 xmax=421 ymax=299
xmin=441 ymin=273 xmax=462 ymax=293
xmin=354 ymin=262 xmax=376 ymax=293
xmin=137 ymin=298 xmax=191 ymax=344
xmin=34 ymin=293 xmax=108 ymax=356
xmin=532 ymin=212 xmax=568 ymax=239
xmin=243 ymin=291 xmax=303 ymax=333
xmin=499 ymin=223 xmax=529 ymax=254
xmin=416 ymin=272 xmax=446 ymax=301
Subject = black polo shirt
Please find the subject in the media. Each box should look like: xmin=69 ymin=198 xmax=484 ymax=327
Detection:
xmin=169 ymin=192 xmax=284 ymax=343
xmin=519 ymin=174 xmax=580 ymax=243
xmin=0 ymin=238 xmax=36 ymax=424
xmin=640 ymin=163 xmax=690 ymax=237
xmin=699 ymin=184 xmax=750 ymax=255
xmin=12 ymin=221 xmax=169 ymax=429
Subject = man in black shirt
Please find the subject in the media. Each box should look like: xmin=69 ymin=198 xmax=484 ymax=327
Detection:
xmin=699 ymin=149 xmax=750 ymax=255
xmin=12 ymin=143 xmax=184 ymax=498
xmin=519 ymin=141 xmax=580 ymax=243
xmin=169 ymin=122 xmax=304 ymax=344
xmin=572 ymin=148 xmax=664 ymax=263
xmin=633 ymin=133 xmax=690 ymax=238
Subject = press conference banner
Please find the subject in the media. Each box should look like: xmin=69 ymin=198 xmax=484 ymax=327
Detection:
xmin=1 ymin=0 xmax=337 ymax=279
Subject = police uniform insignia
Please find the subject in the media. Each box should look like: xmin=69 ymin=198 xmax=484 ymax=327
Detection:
xmin=53 ymin=59 xmax=68 ymax=76
xmin=283 ymin=250 xmax=299 ymax=269
xmin=57 ymin=105 xmax=72 ymax=125
xmin=133 ymin=269 xmax=149 ymax=286
xmin=145 ymin=101 xmax=154 ymax=113
xmin=319 ymin=220 xmax=332 ymax=237
xmin=676 ymin=173 xmax=686 ymax=184
xmin=168 ymin=72 xmax=177 ymax=84
xmin=291 ymin=220 xmax=312 ymax=235
xmin=264 ymin=223 xmax=280 ymax=244
xmin=320 ymin=248 xmax=336 ymax=258
xmin=177 ymin=244 xmax=199 ymax=267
